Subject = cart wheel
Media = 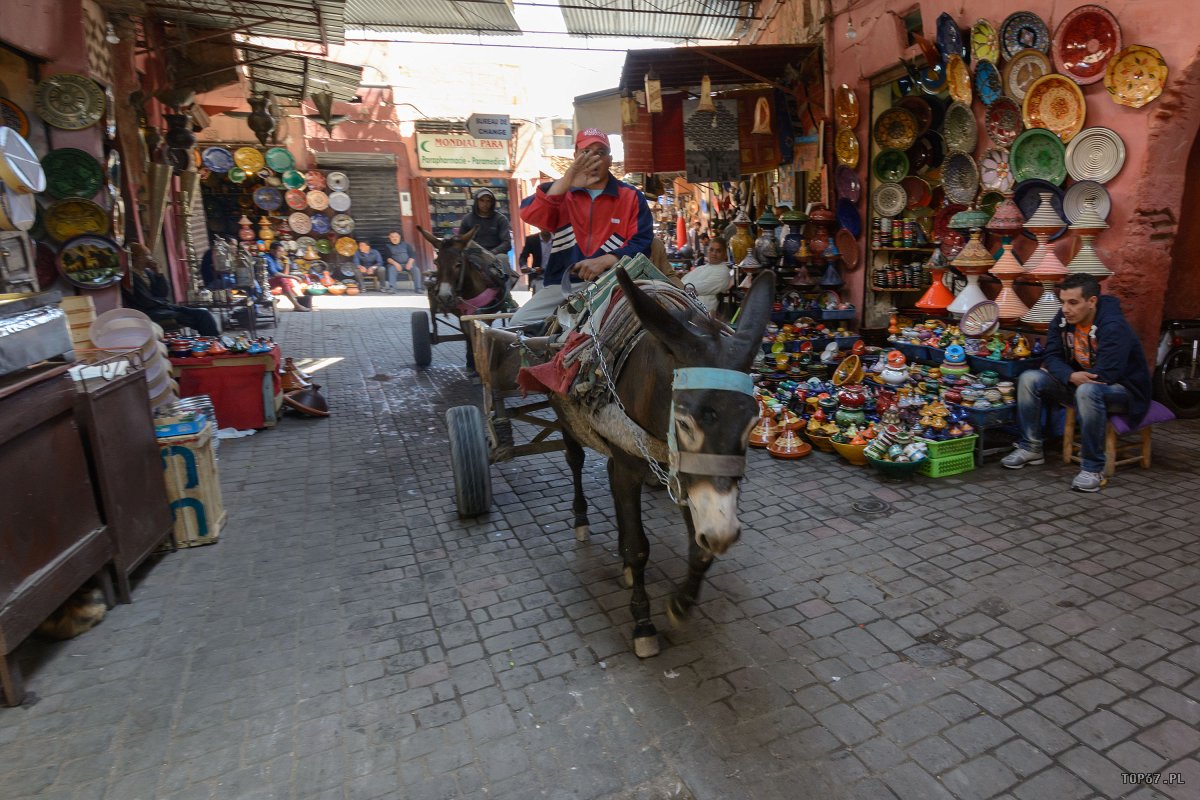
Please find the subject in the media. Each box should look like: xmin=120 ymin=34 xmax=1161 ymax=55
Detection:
xmin=412 ymin=311 xmax=432 ymax=366
xmin=447 ymin=405 xmax=492 ymax=517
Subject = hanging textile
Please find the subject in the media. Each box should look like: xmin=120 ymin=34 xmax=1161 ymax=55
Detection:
xmin=682 ymin=98 xmax=739 ymax=183
xmin=738 ymin=91 xmax=780 ymax=175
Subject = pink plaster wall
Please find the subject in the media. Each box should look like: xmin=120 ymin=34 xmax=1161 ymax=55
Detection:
xmin=754 ymin=0 xmax=1200 ymax=350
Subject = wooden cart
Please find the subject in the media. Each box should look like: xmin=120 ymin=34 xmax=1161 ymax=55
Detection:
xmin=444 ymin=313 xmax=565 ymax=517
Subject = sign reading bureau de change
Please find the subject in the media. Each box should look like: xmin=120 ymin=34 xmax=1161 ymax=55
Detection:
xmin=465 ymin=114 xmax=512 ymax=140
xmin=416 ymin=133 xmax=510 ymax=171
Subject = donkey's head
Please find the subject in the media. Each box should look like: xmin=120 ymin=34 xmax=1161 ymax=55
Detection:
xmin=418 ymin=225 xmax=477 ymax=311
xmin=616 ymin=268 xmax=775 ymax=555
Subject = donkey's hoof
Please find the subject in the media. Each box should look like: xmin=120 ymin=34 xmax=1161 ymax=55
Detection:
xmin=621 ymin=566 xmax=634 ymax=589
xmin=665 ymin=598 xmax=690 ymax=629
xmin=633 ymin=634 xmax=660 ymax=658
xmin=574 ymin=525 xmax=590 ymax=542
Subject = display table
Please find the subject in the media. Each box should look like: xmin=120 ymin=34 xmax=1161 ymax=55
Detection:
xmin=170 ymin=346 xmax=283 ymax=430
xmin=0 ymin=364 xmax=113 ymax=707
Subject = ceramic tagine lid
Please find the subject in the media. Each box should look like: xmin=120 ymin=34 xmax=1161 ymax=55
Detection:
xmin=739 ymin=248 xmax=763 ymax=272
xmin=986 ymin=197 xmax=1025 ymax=235
xmin=756 ymin=208 xmax=781 ymax=229
xmin=768 ymin=428 xmax=812 ymax=459
xmin=1066 ymin=205 xmax=1112 ymax=278
xmin=1023 ymin=191 xmax=1065 ymax=235
xmin=949 ymin=206 xmax=992 ymax=231
xmin=952 ymin=231 xmax=995 ymax=274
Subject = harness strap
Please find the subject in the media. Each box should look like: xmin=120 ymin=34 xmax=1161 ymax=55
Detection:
xmin=671 ymin=451 xmax=747 ymax=477
xmin=666 ymin=366 xmax=757 ymax=497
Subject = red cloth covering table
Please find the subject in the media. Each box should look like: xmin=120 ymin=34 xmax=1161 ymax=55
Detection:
xmin=170 ymin=346 xmax=283 ymax=430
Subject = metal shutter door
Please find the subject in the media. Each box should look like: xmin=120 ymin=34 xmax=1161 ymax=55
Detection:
xmin=332 ymin=167 xmax=401 ymax=250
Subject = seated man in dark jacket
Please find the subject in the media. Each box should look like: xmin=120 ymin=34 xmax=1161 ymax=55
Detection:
xmin=123 ymin=243 xmax=220 ymax=336
xmin=1001 ymin=274 xmax=1152 ymax=492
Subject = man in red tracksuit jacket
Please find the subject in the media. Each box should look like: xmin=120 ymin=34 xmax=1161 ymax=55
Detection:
xmin=510 ymin=128 xmax=654 ymax=327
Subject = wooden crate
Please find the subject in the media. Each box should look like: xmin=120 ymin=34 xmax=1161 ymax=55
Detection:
xmin=159 ymin=422 xmax=225 ymax=547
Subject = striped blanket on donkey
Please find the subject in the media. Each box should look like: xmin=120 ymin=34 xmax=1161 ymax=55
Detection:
xmin=516 ymin=254 xmax=720 ymax=404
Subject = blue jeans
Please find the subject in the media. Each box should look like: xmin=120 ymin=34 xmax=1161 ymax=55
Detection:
xmin=1017 ymin=369 xmax=1129 ymax=472
xmin=384 ymin=264 xmax=423 ymax=291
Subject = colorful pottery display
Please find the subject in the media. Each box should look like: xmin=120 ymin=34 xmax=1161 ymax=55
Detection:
xmin=974 ymin=60 xmax=1003 ymax=106
xmin=946 ymin=55 xmax=972 ymax=104
xmin=227 ymin=166 xmax=247 ymax=184
xmin=56 ymin=234 xmax=124 ymax=288
xmin=947 ymin=231 xmax=994 ymax=316
xmin=1000 ymin=11 xmax=1051 ymax=59
xmin=1022 ymin=74 xmax=1086 ymax=142
xmin=970 ymin=19 xmax=1001 ymax=64
xmin=1063 ymin=180 xmax=1111 ymax=223
xmin=872 ymin=182 xmax=907 ymax=218
xmin=936 ymin=12 xmax=966 ymax=62
xmin=835 ymin=129 xmax=860 ymax=168
xmin=942 ymin=152 xmax=979 ymax=205
xmin=872 ymin=149 xmax=909 ymax=183
xmin=916 ymin=249 xmax=955 ymax=311
xmin=304 ymin=170 xmax=326 ymax=190
xmin=1013 ymin=178 xmax=1067 ymax=241
xmin=288 ymin=212 xmax=312 ymax=234
xmin=1053 ymin=4 xmax=1122 ymax=85
xmin=1002 ymin=49 xmax=1052 ymax=103
xmin=253 ymin=187 xmax=282 ymax=212
xmin=985 ymin=97 xmax=1023 ymax=147
xmin=284 ymin=188 xmax=307 ymax=211
xmin=310 ymin=213 xmax=331 ymax=234
xmin=45 ymin=197 xmax=109 ymax=240
xmin=1064 ymin=126 xmax=1125 ymax=183
xmin=281 ymin=170 xmax=307 ymax=190
xmin=233 ymin=147 xmax=265 ymax=173
xmin=264 ymin=147 xmax=295 ymax=172
xmin=1010 ymin=128 xmax=1067 ymax=185
xmin=306 ymin=190 xmax=330 ymax=211
xmin=987 ymin=197 xmax=1030 ymax=322
xmin=874 ymin=107 xmax=919 ymax=151
xmin=1105 ymin=45 xmax=1168 ymax=108
xmin=33 ymin=73 xmax=105 ymax=130
xmin=335 ymin=236 xmax=357 ymax=257
xmin=979 ymin=148 xmax=1014 ymax=193
xmin=835 ymin=84 xmax=860 ymax=127
xmin=901 ymin=175 xmax=932 ymax=209
xmin=942 ymin=101 xmax=977 ymax=153
xmin=933 ymin=203 xmax=968 ymax=259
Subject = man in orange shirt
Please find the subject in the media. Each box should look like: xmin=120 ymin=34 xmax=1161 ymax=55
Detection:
xmin=1002 ymin=274 xmax=1152 ymax=491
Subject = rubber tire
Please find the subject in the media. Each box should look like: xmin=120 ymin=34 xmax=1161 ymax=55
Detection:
xmin=447 ymin=405 xmax=492 ymax=517
xmin=1154 ymin=349 xmax=1200 ymax=419
xmin=412 ymin=311 xmax=432 ymax=367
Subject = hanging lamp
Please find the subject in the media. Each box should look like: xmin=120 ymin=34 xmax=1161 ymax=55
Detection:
xmin=696 ymin=75 xmax=716 ymax=113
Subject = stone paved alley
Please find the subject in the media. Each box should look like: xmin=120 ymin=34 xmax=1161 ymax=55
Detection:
xmin=2 ymin=296 xmax=1199 ymax=800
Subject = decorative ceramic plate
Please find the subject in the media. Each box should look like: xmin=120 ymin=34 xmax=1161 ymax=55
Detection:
xmin=1010 ymin=128 xmax=1067 ymax=184
xmin=335 ymin=236 xmax=358 ymax=257
xmin=979 ymin=191 xmax=1006 ymax=217
xmin=974 ymin=60 xmax=1003 ymax=106
xmin=287 ymin=212 xmax=312 ymax=234
xmin=310 ymin=213 xmax=331 ymax=234
xmin=1002 ymin=49 xmax=1052 ymax=103
xmin=896 ymin=96 xmax=933 ymax=135
xmin=331 ymin=214 xmax=355 ymax=235
xmin=901 ymin=175 xmax=932 ymax=209
xmin=33 ymin=73 xmax=105 ymax=130
xmin=315 ymin=238 xmax=333 ymax=255
xmin=326 ymin=171 xmax=350 ymax=191
xmin=834 ymin=229 xmax=858 ymax=270
xmin=946 ymin=55 xmax=972 ymax=105
xmin=1023 ymin=74 xmax=1086 ymax=142
xmin=1000 ymin=12 xmax=1051 ymax=59
xmin=985 ymin=97 xmax=1023 ymax=147
xmin=835 ymin=164 xmax=861 ymax=202
xmin=936 ymin=13 xmax=966 ymax=63
xmin=228 ymin=166 xmax=247 ymax=184
xmin=913 ymin=130 xmax=946 ymax=170
xmin=328 ymin=191 xmax=351 ymax=212
xmin=280 ymin=170 xmax=306 ymax=190
xmin=0 ymin=97 xmax=30 ymax=137
xmin=1063 ymin=180 xmax=1112 ymax=223
xmin=1065 ymin=126 xmax=1125 ymax=183
xmin=304 ymin=170 xmax=326 ymax=190
xmin=979 ymin=148 xmax=1014 ymax=193
xmin=0 ymin=128 xmax=45 ymax=193
xmin=45 ymin=198 xmax=109 ymax=241
xmin=835 ymin=129 xmax=860 ymax=168
xmin=917 ymin=62 xmax=948 ymax=95
xmin=232 ymin=147 xmax=264 ymax=173
xmin=872 ymin=149 xmax=909 ymax=183
xmin=874 ymin=107 xmax=919 ymax=151
xmin=835 ymin=84 xmax=859 ymax=127
xmin=57 ymin=234 xmax=124 ymax=289
xmin=265 ymin=147 xmax=295 ymax=172
xmin=306 ymin=190 xmax=330 ymax=211
xmin=294 ymin=236 xmax=317 ymax=252
xmin=200 ymin=146 xmax=233 ymax=173
xmin=284 ymin=188 xmax=307 ymax=211
xmin=1053 ymin=5 xmax=1121 ymax=85
xmin=40 ymin=148 xmax=103 ymax=199
xmin=942 ymin=102 xmax=977 ymax=154
xmin=943 ymin=152 xmax=980 ymax=205
xmin=836 ymin=198 xmax=861 ymax=239
xmin=905 ymin=137 xmax=932 ymax=172
xmin=872 ymin=182 xmax=907 ymax=218
xmin=1105 ymin=45 xmax=1168 ymax=108
xmin=933 ymin=203 xmax=968 ymax=256
xmin=961 ymin=300 xmax=1001 ymax=337
xmin=1013 ymin=179 xmax=1067 ymax=240
xmin=971 ymin=19 xmax=1001 ymax=64
xmin=253 ymin=187 xmax=282 ymax=212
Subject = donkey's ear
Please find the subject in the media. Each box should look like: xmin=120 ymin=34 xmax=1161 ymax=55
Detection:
xmin=459 ymin=225 xmax=479 ymax=245
xmin=726 ymin=270 xmax=776 ymax=367
xmin=616 ymin=268 xmax=706 ymax=363
xmin=416 ymin=226 xmax=440 ymax=246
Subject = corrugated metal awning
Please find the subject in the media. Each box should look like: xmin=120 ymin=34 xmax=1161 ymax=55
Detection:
xmin=619 ymin=44 xmax=821 ymax=93
xmin=560 ymin=0 xmax=749 ymax=41
xmin=147 ymin=0 xmax=346 ymax=46
xmin=241 ymin=45 xmax=363 ymax=101
xmin=345 ymin=0 xmax=520 ymax=35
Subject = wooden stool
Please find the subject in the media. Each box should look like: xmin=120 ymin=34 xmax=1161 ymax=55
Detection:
xmin=1061 ymin=401 xmax=1175 ymax=476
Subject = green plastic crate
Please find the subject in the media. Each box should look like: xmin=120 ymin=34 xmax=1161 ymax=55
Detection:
xmin=917 ymin=435 xmax=978 ymax=459
xmin=918 ymin=450 xmax=976 ymax=478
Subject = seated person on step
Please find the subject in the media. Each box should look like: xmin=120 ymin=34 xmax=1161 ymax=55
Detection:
xmin=683 ymin=238 xmax=733 ymax=316
xmin=1001 ymin=273 xmax=1152 ymax=492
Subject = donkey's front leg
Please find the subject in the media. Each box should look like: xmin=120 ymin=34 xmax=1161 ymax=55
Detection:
xmin=608 ymin=452 xmax=657 ymax=658
xmin=562 ymin=430 xmax=590 ymax=541
xmin=666 ymin=505 xmax=715 ymax=628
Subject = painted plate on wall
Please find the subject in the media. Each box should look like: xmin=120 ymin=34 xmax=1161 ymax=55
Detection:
xmin=331 ymin=213 xmax=355 ymax=235
xmin=835 ymin=164 xmax=861 ymax=202
xmin=835 ymin=129 xmax=860 ymax=168
xmin=901 ymin=175 xmax=932 ymax=209
xmin=985 ymin=97 xmax=1023 ymax=147
xmin=282 ymin=170 xmax=307 ymax=190
xmin=1065 ymin=127 xmax=1126 ymax=183
xmin=896 ymin=96 xmax=933 ymax=135
xmin=233 ymin=147 xmax=265 ymax=173
xmin=1063 ymin=180 xmax=1111 ymax=223
xmin=1000 ymin=11 xmax=1051 ymax=60
xmin=942 ymin=101 xmax=977 ymax=154
xmin=284 ymin=188 xmax=307 ymax=210
xmin=1022 ymin=74 xmax=1086 ymax=142
xmin=41 ymin=148 xmax=104 ymax=199
xmin=328 ymin=191 xmax=351 ymax=212
xmin=306 ymin=190 xmax=330 ymax=211
xmin=201 ymin=146 xmax=234 ymax=173
xmin=836 ymin=198 xmax=861 ymax=239
xmin=979 ymin=148 xmax=1014 ymax=193
xmin=315 ymin=238 xmax=333 ymax=255
xmin=1105 ymin=45 xmax=1168 ymax=108
xmin=945 ymin=55 xmax=972 ymax=105
xmin=33 ymin=73 xmax=105 ymax=130
xmin=936 ymin=13 xmax=967 ymax=63
xmin=57 ymin=234 xmax=124 ymax=289
xmin=874 ymin=107 xmax=919 ymax=150
xmin=253 ymin=187 xmax=283 ymax=212
xmin=871 ymin=182 xmax=907 ymax=218
xmin=227 ymin=166 xmax=247 ymax=184
xmin=942 ymin=152 xmax=980 ymax=205
xmin=1002 ymin=49 xmax=1052 ymax=103
xmin=264 ymin=147 xmax=295 ymax=172
xmin=288 ymin=212 xmax=312 ymax=234
xmin=326 ymin=171 xmax=350 ymax=191
xmin=45 ymin=197 xmax=109 ymax=241
xmin=872 ymin=149 xmax=909 ymax=183
xmin=970 ymin=19 xmax=1001 ymax=64
xmin=835 ymin=84 xmax=860 ymax=127
xmin=304 ymin=170 xmax=326 ymax=190
xmin=1011 ymin=128 xmax=1067 ymax=184
xmin=0 ymin=97 xmax=30 ymax=137
xmin=1053 ymin=4 xmax=1121 ymax=86
xmin=974 ymin=61 xmax=1004 ymax=106
xmin=335 ymin=236 xmax=358 ymax=257
xmin=310 ymin=213 xmax=331 ymax=234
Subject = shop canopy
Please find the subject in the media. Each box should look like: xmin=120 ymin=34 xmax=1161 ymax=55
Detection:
xmin=560 ymin=0 xmax=748 ymax=41
xmin=345 ymin=0 xmax=520 ymax=34
xmin=146 ymin=0 xmax=346 ymax=47
xmin=240 ymin=44 xmax=363 ymax=102
xmin=619 ymin=44 xmax=821 ymax=94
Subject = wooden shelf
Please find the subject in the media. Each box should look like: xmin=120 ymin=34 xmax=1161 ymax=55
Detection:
xmin=872 ymin=246 xmax=936 ymax=252
xmin=869 ymin=287 xmax=926 ymax=292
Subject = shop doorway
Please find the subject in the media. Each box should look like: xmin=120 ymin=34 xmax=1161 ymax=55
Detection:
xmin=1165 ymin=129 xmax=1200 ymax=320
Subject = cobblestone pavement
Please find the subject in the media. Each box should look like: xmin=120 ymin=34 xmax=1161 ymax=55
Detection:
xmin=2 ymin=295 xmax=1199 ymax=800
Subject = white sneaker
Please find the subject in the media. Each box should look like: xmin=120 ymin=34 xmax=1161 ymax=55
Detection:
xmin=1001 ymin=446 xmax=1045 ymax=469
xmin=1071 ymin=470 xmax=1105 ymax=492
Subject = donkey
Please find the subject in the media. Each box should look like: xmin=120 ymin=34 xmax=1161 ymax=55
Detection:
xmin=417 ymin=226 xmax=512 ymax=316
xmin=545 ymin=268 xmax=775 ymax=658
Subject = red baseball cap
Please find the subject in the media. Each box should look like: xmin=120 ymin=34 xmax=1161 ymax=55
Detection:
xmin=575 ymin=128 xmax=610 ymax=151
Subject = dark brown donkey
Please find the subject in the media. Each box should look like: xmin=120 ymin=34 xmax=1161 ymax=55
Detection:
xmin=543 ymin=269 xmax=776 ymax=658
xmin=417 ymin=226 xmax=510 ymax=316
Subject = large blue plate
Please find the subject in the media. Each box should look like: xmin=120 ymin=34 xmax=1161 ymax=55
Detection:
xmin=310 ymin=213 xmax=331 ymax=234
xmin=936 ymin=13 xmax=967 ymax=64
xmin=201 ymin=146 xmax=234 ymax=173
xmin=836 ymin=198 xmax=861 ymax=239
xmin=252 ymin=187 xmax=282 ymax=212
